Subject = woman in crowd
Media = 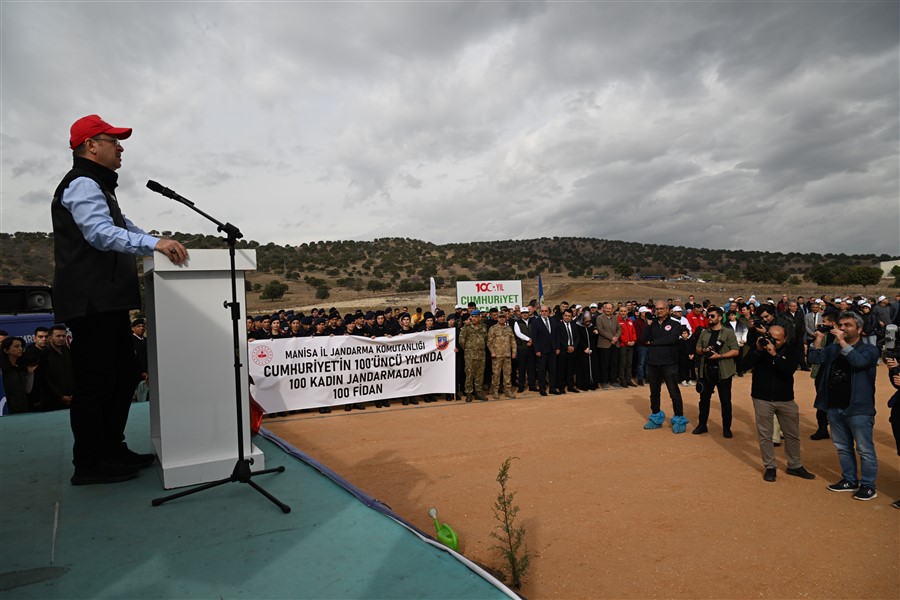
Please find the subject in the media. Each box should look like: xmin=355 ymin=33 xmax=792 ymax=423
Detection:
xmin=0 ymin=337 xmax=37 ymax=414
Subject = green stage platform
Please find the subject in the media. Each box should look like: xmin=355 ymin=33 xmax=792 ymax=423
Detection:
xmin=0 ymin=404 xmax=515 ymax=599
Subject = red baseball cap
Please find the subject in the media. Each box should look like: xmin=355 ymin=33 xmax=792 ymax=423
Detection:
xmin=69 ymin=114 xmax=132 ymax=149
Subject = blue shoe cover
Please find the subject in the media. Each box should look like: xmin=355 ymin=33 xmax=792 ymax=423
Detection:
xmin=671 ymin=415 xmax=689 ymax=434
xmin=643 ymin=410 xmax=666 ymax=429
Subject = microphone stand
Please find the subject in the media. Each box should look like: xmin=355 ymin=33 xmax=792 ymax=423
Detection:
xmin=148 ymin=184 xmax=290 ymax=513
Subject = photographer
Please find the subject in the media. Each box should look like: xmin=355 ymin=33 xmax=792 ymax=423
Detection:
xmin=748 ymin=305 xmax=784 ymax=445
xmin=808 ymin=312 xmax=880 ymax=501
xmin=809 ymin=311 xmax=839 ymax=440
xmin=883 ymin=345 xmax=899 ymax=509
xmin=741 ymin=325 xmax=816 ymax=482
xmin=692 ymin=307 xmax=739 ymax=438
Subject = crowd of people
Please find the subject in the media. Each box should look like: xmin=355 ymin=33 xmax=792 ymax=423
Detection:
xmin=243 ymin=291 xmax=900 ymax=508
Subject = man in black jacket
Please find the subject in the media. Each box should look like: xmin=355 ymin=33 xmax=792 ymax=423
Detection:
xmin=742 ymin=325 xmax=816 ymax=482
xmin=640 ymin=302 xmax=689 ymax=433
xmin=52 ymin=114 xmax=188 ymax=485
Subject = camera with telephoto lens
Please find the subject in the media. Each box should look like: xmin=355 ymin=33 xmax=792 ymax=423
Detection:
xmin=883 ymin=324 xmax=898 ymax=361
xmin=703 ymin=339 xmax=724 ymax=355
xmin=757 ymin=335 xmax=774 ymax=349
xmin=816 ymin=324 xmax=832 ymax=333
xmin=752 ymin=319 xmax=766 ymax=330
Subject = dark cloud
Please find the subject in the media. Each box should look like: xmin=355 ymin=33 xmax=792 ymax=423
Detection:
xmin=1 ymin=2 xmax=896 ymax=256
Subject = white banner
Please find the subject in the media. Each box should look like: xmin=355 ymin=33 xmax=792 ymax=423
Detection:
xmin=249 ymin=330 xmax=456 ymax=412
xmin=456 ymin=280 xmax=523 ymax=310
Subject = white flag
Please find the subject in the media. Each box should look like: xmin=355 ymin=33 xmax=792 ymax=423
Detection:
xmin=430 ymin=276 xmax=437 ymax=314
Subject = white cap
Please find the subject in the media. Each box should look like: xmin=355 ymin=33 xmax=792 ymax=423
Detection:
xmin=589 ymin=303 xmax=598 ymax=308
xmin=521 ymin=306 xmax=531 ymax=313
xmin=728 ymin=297 xmax=734 ymax=301
xmin=878 ymin=295 xmax=887 ymax=302
xmin=638 ymin=306 xmax=651 ymax=314
xmin=862 ymin=302 xmax=871 ymax=308
xmin=814 ymin=298 xmax=822 ymax=303
xmin=749 ymin=295 xmax=756 ymax=299
xmin=672 ymin=305 xmax=683 ymax=312
xmin=857 ymin=299 xmax=867 ymax=305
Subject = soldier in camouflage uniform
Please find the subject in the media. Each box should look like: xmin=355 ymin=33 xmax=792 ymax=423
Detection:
xmin=487 ymin=311 xmax=517 ymax=399
xmin=458 ymin=309 xmax=488 ymax=402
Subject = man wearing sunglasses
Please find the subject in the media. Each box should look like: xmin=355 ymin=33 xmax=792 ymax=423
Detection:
xmin=52 ymin=114 xmax=188 ymax=486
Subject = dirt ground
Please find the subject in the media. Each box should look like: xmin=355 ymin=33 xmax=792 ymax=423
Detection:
xmin=265 ymin=366 xmax=899 ymax=600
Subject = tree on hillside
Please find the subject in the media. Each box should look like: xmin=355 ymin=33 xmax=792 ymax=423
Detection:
xmin=840 ymin=266 xmax=883 ymax=287
xmin=891 ymin=265 xmax=900 ymax=288
xmin=315 ymin=285 xmax=330 ymax=300
xmin=260 ymin=280 xmax=288 ymax=301
xmin=614 ymin=264 xmax=633 ymax=278
xmin=808 ymin=264 xmax=837 ymax=285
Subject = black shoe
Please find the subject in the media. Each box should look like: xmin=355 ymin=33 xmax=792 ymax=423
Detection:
xmin=539 ymin=390 xmax=548 ymax=396
xmin=892 ymin=499 xmax=900 ymax=509
xmin=853 ymin=486 xmax=878 ymax=501
xmin=71 ymin=460 xmax=140 ymax=486
xmin=354 ymin=403 xmax=366 ymax=410
xmin=800 ymin=367 xmax=811 ymax=372
xmin=773 ymin=441 xmax=782 ymax=447
xmin=475 ymin=393 xmax=488 ymax=402
xmin=786 ymin=466 xmax=816 ymax=480
xmin=319 ymin=407 xmax=331 ymax=414
xmin=410 ymin=399 xmax=419 ymax=405
xmin=529 ymin=387 xmax=540 ymax=392
xmin=810 ymin=430 xmax=830 ymax=440
xmin=723 ymin=429 xmax=733 ymax=439
xmin=466 ymin=394 xmax=473 ymax=403
xmin=568 ymin=388 xmax=580 ymax=393
xmin=637 ymin=379 xmax=644 ymax=386
xmin=763 ymin=468 xmax=777 ymax=482
xmin=828 ymin=479 xmax=859 ymax=493
xmin=344 ymin=405 xmax=353 ymax=411
xmin=691 ymin=424 xmax=708 ymax=435
xmin=117 ymin=448 xmax=156 ymax=470
xmin=517 ymin=387 xmax=525 ymax=393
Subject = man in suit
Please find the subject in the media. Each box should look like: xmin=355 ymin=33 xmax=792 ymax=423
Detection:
xmin=529 ymin=305 xmax=560 ymax=396
xmin=556 ymin=308 xmax=581 ymax=394
xmin=785 ymin=301 xmax=809 ymax=371
xmin=805 ymin=302 xmax=823 ymax=350
xmin=512 ymin=307 xmax=536 ymax=393
xmin=595 ymin=302 xmax=622 ymax=389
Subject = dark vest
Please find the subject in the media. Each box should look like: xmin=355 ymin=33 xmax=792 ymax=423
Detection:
xmin=51 ymin=157 xmax=140 ymax=322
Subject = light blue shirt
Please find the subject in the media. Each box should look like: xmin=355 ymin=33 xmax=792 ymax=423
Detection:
xmin=61 ymin=177 xmax=158 ymax=256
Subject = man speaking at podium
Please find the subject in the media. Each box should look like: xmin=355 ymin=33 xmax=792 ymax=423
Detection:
xmin=52 ymin=114 xmax=188 ymax=485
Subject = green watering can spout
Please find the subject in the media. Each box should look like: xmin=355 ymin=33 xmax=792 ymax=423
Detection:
xmin=428 ymin=507 xmax=459 ymax=552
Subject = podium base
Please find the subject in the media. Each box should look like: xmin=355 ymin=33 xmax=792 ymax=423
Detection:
xmin=153 ymin=437 xmax=266 ymax=489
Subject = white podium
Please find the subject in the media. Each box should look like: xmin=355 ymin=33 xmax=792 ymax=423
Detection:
xmin=143 ymin=248 xmax=265 ymax=489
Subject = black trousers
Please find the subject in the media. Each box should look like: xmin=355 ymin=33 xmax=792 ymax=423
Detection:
xmin=557 ymin=350 xmax=576 ymax=390
xmin=67 ymin=310 xmax=139 ymax=468
xmin=647 ymin=363 xmax=683 ymax=416
xmin=698 ymin=376 xmax=733 ymax=430
xmin=535 ymin=351 xmax=557 ymax=392
xmin=890 ymin=400 xmax=900 ymax=456
xmin=598 ymin=347 xmax=618 ymax=385
xmin=517 ymin=346 xmax=535 ymax=390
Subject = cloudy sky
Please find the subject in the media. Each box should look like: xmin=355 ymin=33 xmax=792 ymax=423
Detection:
xmin=1 ymin=1 xmax=898 ymax=256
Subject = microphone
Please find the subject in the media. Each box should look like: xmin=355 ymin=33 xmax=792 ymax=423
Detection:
xmin=146 ymin=180 xmax=194 ymax=206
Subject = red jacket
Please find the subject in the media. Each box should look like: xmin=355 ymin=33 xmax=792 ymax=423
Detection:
xmin=686 ymin=311 xmax=708 ymax=333
xmin=618 ymin=316 xmax=637 ymax=347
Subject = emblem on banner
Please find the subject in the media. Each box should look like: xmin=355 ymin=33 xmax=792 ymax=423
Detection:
xmin=252 ymin=345 xmax=274 ymax=366
xmin=435 ymin=334 xmax=449 ymax=351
